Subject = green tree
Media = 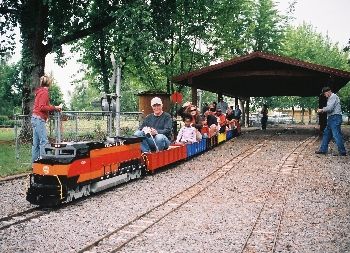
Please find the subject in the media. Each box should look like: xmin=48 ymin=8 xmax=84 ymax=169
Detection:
xmin=76 ymin=1 xmax=157 ymax=94
xmin=0 ymin=60 xmax=21 ymax=116
xmin=340 ymin=87 xmax=350 ymax=121
xmin=75 ymin=0 xmax=218 ymax=104
xmin=281 ymin=23 xmax=350 ymax=70
xmin=209 ymin=0 xmax=255 ymax=58
xmin=280 ymin=23 xmax=350 ymax=116
xmin=70 ymin=81 xmax=101 ymax=111
xmin=49 ymin=83 xmax=65 ymax=109
xmin=252 ymin=0 xmax=286 ymax=53
xmin=0 ymin=0 xmax=120 ymax=116
xmin=149 ymin=0 xmax=216 ymax=92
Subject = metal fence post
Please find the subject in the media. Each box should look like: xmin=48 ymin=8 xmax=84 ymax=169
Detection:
xmin=55 ymin=111 xmax=62 ymax=143
xmin=108 ymin=112 xmax=112 ymax=136
xmin=75 ymin=113 xmax=78 ymax=141
xmin=14 ymin=114 xmax=19 ymax=159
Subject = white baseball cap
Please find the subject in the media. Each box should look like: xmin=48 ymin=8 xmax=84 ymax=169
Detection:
xmin=151 ymin=97 xmax=163 ymax=106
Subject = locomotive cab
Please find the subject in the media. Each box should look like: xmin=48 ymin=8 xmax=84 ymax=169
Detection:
xmin=26 ymin=137 xmax=146 ymax=207
xmin=26 ymin=142 xmax=91 ymax=207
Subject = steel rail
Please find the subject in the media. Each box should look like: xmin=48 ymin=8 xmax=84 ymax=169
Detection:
xmin=240 ymin=135 xmax=318 ymax=253
xmin=270 ymin=136 xmax=318 ymax=253
xmin=0 ymin=207 xmax=51 ymax=231
xmin=78 ymin=138 xmax=270 ymax=253
xmin=0 ymin=173 xmax=29 ymax=185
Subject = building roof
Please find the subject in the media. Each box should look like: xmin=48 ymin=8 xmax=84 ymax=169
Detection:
xmin=172 ymin=51 xmax=350 ymax=97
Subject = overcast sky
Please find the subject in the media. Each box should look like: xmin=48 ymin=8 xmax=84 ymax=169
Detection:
xmin=15 ymin=0 xmax=350 ymax=102
xmin=277 ymin=0 xmax=350 ymax=47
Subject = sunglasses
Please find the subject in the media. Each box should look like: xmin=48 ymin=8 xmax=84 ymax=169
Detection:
xmin=209 ymin=108 xmax=216 ymax=112
xmin=190 ymin=109 xmax=197 ymax=112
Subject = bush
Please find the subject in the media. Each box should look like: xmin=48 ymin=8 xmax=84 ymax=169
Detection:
xmin=0 ymin=115 xmax=8 ymax=123
xmin=0 ymin=115 xmax=14 ymax=127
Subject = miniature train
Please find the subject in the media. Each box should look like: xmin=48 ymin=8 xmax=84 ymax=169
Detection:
xmin=26 ymin=129 xmax=239 ymax=207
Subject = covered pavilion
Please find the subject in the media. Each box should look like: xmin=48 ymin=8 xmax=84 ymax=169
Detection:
xmin=172 ymin=51 xmax=350 ymax=106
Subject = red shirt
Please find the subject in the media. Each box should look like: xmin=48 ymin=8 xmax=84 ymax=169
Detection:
xmin=32 ymin=87 xmax=56 ymax=121
xmin=217 ymin=114 xmax=226 ymax=127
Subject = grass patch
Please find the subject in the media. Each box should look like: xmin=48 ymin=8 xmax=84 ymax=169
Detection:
xmin=0 ymin=142 xmax=31 ymax=177
xmin=0 ymin=128 xmax=15 ymax=141
xmin=0 ymin=128 xmax=30 ymax=177
xmin=0 ymin=121 xmax=140 ymax=177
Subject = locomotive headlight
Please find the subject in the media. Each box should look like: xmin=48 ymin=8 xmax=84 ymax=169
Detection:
xmin=43 ymin=166 xmax=50 ymax=175
xmin=51 ymin=143 xmax=67 ymax=148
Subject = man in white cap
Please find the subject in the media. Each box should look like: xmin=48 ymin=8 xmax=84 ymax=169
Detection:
xmin=134 ymin=97 xmax=172 ymax=152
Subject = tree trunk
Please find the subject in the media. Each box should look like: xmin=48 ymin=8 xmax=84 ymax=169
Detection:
xmin=308 ymin=108 xmax=312 ymax=124
xmin=19 ymin=0 xmax=48 ymax=141
xmin=99 ymin=31 xmax=110 ymax=94
xmin=301 ymin=107 xmax=305 ymax=124
xmin=166 ymin=77 xmax=171 ymax=94
xmin=20 ymin=0 xmax=48 ymax=116
xmin=292 ymin=106 xmax=295 ymax=123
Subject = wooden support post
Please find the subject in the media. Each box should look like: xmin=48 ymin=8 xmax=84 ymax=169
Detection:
xmin=318 ymin=94 xmax=327 ymax=135
xmin=218 ymin=92 xmax=223 ymax=102
xmin=191 ymin=87 xmax=198 ymax=106
xmin=245 ymin=98 xmax=250 ymax=127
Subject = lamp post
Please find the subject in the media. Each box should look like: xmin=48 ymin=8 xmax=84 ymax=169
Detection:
xmin=111 ymin=54 xmax=121 ymax=136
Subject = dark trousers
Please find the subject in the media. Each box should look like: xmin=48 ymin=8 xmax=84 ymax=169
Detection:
xmin=261 ymin=116 xmax=268 ymax=130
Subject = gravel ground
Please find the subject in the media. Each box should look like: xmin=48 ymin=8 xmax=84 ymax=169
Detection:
xmin=1 ymin=125 xmax=349 ymax=253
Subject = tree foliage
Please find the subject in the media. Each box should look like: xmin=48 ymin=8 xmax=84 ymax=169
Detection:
xmin=339 ymin=86 xmax=350 ymax=116
xmin=251 ymin=23 xmax=350 ymax=117
xmin=1 ymin=0 xmax=349 ymax=117
xmin=74 ymin=0 xmax=288 ymax=112
xmin=281 ymin=23 xmax=350 ymax=71
xmin=0 ymin=0 xmax=120 ymax=116
xmin=252 ymin=0 xmax=286 ymax=53
xmin=70 ymin=81 xmax=101 ymax=111
xmin=49 ymin=82 xmax=65 ymax=109
xmin=0 ymin=60 xmax=21 ymax=115
xmin=278 ymin=23 xmax=350 ymax=115
xmin=209 ymin=0 xmax=255 ymax=58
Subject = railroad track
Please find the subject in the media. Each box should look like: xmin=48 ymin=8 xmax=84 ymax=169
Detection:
xmin=0 ymin=173 xmax=29 ymax=185
xmin=0 ymin=207 xmax=51 ymax=231
xmin=240 ymin=135 xmax=318 ymax=253
xmin=78 ymin=138 xmax=270 ymax=253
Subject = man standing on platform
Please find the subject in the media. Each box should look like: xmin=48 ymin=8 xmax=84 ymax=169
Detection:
xmin=315 ymin=87 xmax=346 ymax=156
xmin=217 ymin=97 xmax=228 ymax=114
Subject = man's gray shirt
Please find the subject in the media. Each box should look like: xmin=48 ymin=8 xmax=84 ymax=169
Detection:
xmin=323 ymin=93 xmax=342 ymax=117
xmin=140 ymin=112 xmax=172 ymax=139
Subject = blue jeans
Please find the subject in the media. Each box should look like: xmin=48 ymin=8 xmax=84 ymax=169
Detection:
xmin=134 ymin=130 xmax=170 ymax=152
xmin=31 ymin=116 xmax=48 ymax=162
xmin=319 ymin=114 xmax=346 ymax=155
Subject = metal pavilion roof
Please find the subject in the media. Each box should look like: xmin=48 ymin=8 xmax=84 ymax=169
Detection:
xmin=172 ymin=51 xmax=350 ymax=97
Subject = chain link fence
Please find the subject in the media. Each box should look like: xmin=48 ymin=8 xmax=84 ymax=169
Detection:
xmin=14 ymin=111 xmax=143 ymax=164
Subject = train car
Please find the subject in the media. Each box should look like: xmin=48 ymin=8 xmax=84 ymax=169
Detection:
xmin=26 ymin=127 xmax=239 ymax=207
xmin=186 ymin=138 xmax=207 ymax=158
xmin=144 ymin=144 xmax=187 ymax=173
xmin=26 ymin=136 xmax=145 ymax=207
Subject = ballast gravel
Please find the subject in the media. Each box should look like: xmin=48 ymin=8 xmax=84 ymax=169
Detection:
xmin=0 ymin=125 xmax=349 ymax=253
